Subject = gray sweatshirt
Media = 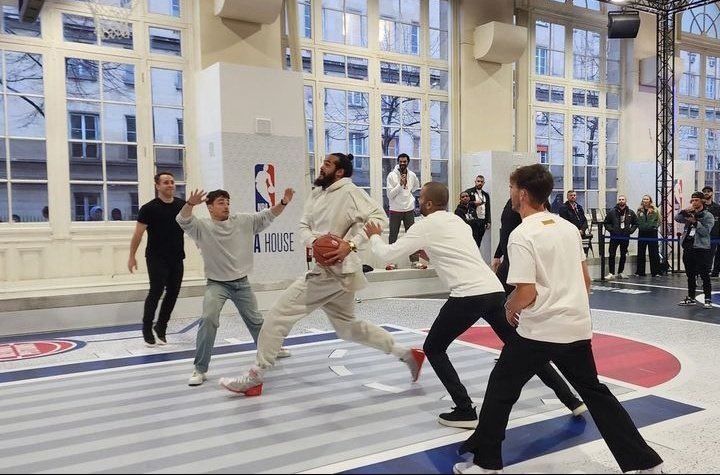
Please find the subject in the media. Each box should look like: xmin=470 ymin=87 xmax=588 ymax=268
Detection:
xmin=177 ymin=208 xmax=275 ymax=281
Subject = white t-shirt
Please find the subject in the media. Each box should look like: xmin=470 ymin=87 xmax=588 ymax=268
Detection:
xmin=369 ymin=211 xmax=504 ymax=297
xmin=507 ymin=211 xmax=592 ymax=343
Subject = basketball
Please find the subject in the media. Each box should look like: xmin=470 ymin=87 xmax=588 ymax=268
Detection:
xmin=312 ymin=233 xmax=343 ymax=266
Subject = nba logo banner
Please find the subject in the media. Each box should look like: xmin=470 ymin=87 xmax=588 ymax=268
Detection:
xmin=255 ymin=164 xmax=276 ymax=211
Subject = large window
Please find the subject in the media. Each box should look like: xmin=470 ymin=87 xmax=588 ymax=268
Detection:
xmin=289 ymin=0 xmax=452 ymax=211
xmin=0 ymin=0 xmax=189 ymax=226
xmin=0 ymin=51 xmax=47 ymax=224
xmin=532 ymin=15 xmax=619 ymax=211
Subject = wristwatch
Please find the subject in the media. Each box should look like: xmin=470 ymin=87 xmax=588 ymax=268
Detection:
xmin=280 ymin=199 xmax=287 ymax=206
xmin=347 ymin=241 xmax=357 ymax=252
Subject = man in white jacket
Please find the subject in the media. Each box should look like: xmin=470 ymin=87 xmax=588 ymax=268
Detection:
xmin=385 ymin=153 xmax=424 ymax=269
xmin=219 ymin=152 xmax=425 ymax=396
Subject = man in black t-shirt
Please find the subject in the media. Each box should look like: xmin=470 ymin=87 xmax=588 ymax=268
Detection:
xmin=128 ymin=172 xmax=186 ymax=347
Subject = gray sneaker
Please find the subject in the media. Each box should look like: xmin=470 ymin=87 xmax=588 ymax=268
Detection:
xmin=705 ymin=300 xmax=713 ymax=309
xmin=219 ymin=369 xmax=264 ymax=396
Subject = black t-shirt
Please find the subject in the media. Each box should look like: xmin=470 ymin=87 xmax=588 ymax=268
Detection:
xmin=137 ymin=197 xmax=186 ymax=260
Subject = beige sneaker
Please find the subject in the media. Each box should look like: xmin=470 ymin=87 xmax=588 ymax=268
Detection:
xmin=277 ymin=347 xmax=292 ymax=358
xmin=188 ymin=369 xmax=207 ymax=386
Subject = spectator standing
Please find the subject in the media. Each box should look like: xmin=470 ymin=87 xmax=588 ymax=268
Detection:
xmin=635 ymin=195 xmax=661 ymax=277
xmin=702 ymin=186 xmax=720 ymax=278
xmin=492 ymin=198 xmax=522 ymax=296
xmin=603 ymin=195 xmax=637 ymax=279
xmin=464 ymin=175 xmax=491 ymax=248
xmin=559 ymin=190 xmax=591 ymax=256
xmin=676 ymin=191 xmax=714 ymax=309
xmin=454 ymin=191 xmax=478 ymax=228
xmin=385 ymin=153 xmax=423 ymax=269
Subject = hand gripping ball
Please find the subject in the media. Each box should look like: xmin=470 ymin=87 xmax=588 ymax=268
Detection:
xmin=312 ymin=234 xmax=343 ymax=266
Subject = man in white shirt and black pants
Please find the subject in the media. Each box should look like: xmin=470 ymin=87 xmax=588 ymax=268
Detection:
xmin=455 ymin=165 xmax=663 ymax=474
xmin=365 ymin=182 xmax=585 ymax=430
xmin=385 ymin=153 xmax=423 ymax=269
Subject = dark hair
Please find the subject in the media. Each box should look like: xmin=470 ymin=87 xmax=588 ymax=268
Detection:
xmin=702 ymin=185 xmax=713 ymax=193
xmin=567 ymin=189 xmax=576 ymax=196
xmin=510 ymin=164 xmax=554 ymax=206
xmin=330 ymin=152 xmax=354 ymax=178
xmin=397 ymin=153 xmax=410 ymax=162
xmin=691 ymin=191 xmax=705 ymax=200
xmin=206 ymin=189 xmax=230 ymax=205
xmin=154 ymin=171 xmax=174 ymax=184
xmin=423 ymin=182 xmax=449 ymax=209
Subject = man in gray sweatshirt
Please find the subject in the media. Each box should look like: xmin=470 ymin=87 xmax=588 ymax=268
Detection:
xmin=178 ymin=187 xmax=295 ymax=386
xmin=219 ymin=152 xmax=425 ymax=396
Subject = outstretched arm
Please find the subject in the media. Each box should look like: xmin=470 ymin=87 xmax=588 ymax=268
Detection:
xmin=180 ymin=189 xmax=206 ymax=219
xmin=270 ymin=188 xmax=295 ymax=217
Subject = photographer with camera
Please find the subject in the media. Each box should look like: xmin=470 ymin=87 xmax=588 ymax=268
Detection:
xmin=559 ymin=190 xmax=592 ymax=256
xmin=676 ymin=191 xmax=714 ymax=309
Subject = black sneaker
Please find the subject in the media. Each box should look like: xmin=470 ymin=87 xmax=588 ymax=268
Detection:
xmin=438 ymin=406 xmax=477 ymax=429
xmin=678 ymin=296 xmax=696 ymax=306
xmin=153 ymin=324 xmax=167 ymax=345
xmin=142 ymin=327 xmax=156 ymax=347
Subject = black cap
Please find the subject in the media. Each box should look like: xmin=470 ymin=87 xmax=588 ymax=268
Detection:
xmin=691 ymin=191 xmax=705 ymax=200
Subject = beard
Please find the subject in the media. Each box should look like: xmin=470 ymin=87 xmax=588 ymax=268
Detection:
xmin=313 ymin=172 xmax=334 ymax=189
xmin=398 ymin=164 xmax=407 ymax=174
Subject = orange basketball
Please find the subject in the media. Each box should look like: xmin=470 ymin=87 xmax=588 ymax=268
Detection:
xmin=312 ymin=234 xmax=343 ymax=266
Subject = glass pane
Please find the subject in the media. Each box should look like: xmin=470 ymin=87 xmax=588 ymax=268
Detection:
xmin=149 ymin=27 xmax=181 ymax=55
xmin=430 ymin=130 xmax=449 ymax=159
xmin=3 ymin=5 xmax=41 ymax=37
xmin=70 ymin=183 xmax=104 ymax=221
xmin=0 ymin=138 xmax=5 ymax=179
xmin=430 ymin=29 xmax=448 ymax=59
xmin=0 ymin=182 xmax=6 ymax=222
xmin=401 ymin=64 xmax=420 ymax=86
xmin=148 ymin=0 xmax=181 ymax=17
xmin=66 ymin=58 xmax=100 ymax=99
xmin=153 ymin=107 xmax=183 ymax=144
xmin=347 ymin=56 xmax=368 ymax=80
xmin=69 ymin=144 xmax=103 ymax=180
xmin=103 ymin=62 xmax=135 ymax=102
xmin=301 ymin=49 xmax=312 ymax=73
xmin=607 ymin=91 xmax=620 ymax=109
xmin=323 ymin=53 xmax=346 ymax=77
xmin=430 ymin=100 xmax=449 ymax=129
xmin=346 ymin=13 xmax=366 ymax=47
xmin=347 ymin=91 xmax=368 ymax=123
xmin=12 ymin=183 xmax=48 ymax=222
xmin=7 ymin=96 xmax=45 ymax=137
xmin=106 ymin=144 xmax=138 ymax=181
xmin=63 ymin=14 xmax=96 ymax=44
xmin=107 ymin=183 xmax=138 ymax=221
xmin=151 ymin=68 xmax=183 ymax=106
xmin=382 ymin=127 xmax=399 ymax=156
xmin=322 ymin=9 xmax=344 ymax=43
xmin=430 ymin=68 xmax=448 ymax=90
xmin=400 ymin=128 xmax=421 ymax=156
xmin=325 ymin=123 xmax=347 ymax=152
xmin=5 ymin=52 xmax=43 ymax=95
xmin=103 ymin=104 xmax=135 ymax=142
xmin=606 ymin=168 xmax=618 ymax=189
xmin=381 ymin=62 xmax=400 ymax=84
xmin=431 ymin=159 xmax=448 ymax=184
xmin=402 ymin=98 xmax=421 ymax=127
xmin=154 ymin=146 xmax=185 ymax=180
xmin=325 ymin=89 xmax=347 ymax=122
xmin=9 ymin=139 xmax=46 ymax=179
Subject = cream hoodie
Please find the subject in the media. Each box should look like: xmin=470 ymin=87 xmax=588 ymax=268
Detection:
xmin=300 ymin=177 xmax=388 ymax=290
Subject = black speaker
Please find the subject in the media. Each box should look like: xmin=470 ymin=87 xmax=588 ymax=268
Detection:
xmin=608 ymin=10 xmax=640 ymax=39
xmin=18 ymin=0 xmax=45 ymax=23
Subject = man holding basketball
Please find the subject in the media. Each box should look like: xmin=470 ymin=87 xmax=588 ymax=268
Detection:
xmin=219 ymin=152 xmax=425 ymax=395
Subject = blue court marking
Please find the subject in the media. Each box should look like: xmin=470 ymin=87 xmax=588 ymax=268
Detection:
xmin=344 ymin=395 xmax=702 ymax=474
xmin=0 ymin=326 xmax=402 ymax=384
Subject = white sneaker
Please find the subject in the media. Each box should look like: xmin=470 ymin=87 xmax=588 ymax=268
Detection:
xmin=605 ymin=273 xmax=615 ymax=280
xmin=219 ymin=369 xmax=264 ymax=396
xmin=632 ymin=462 xmax=664 ymax=474
xmin=453 ymin=462 xmax=503 ymax=474
xmin=571 ymin=402 xmax=588 ymax=417
xmin=277 ymin=347 xmax=291 ymax=358
xmin=616 ymin=273 xmax=626 ymax=279
xmin=187 ymin=369 xmax=207 ymax=386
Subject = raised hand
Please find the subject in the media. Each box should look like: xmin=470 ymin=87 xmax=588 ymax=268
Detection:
xmin=187 ymin=189 xmax=206 ymax=206
xmin=282 ymin=188 xmax=295 ymax=204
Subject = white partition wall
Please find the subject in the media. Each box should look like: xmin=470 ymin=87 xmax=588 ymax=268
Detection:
xmin=196 ymin=63 xmax=308 ymax=284
xmin=460 ymin=151 xmax=534 ymax=262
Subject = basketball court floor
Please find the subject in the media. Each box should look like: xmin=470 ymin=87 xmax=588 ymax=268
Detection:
xmin=1 ymin=274 xmax=718 ymax=473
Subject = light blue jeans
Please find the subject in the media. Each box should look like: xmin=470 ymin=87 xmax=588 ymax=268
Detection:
xmin=193 ymin=277 xmax=264 ymax=373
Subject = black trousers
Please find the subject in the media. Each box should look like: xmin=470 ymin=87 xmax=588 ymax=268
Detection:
xmin=423 ymin=293 xmax=578 ymax=411
xmin=608 ymin=237 xmax=629 ymax=274
xmin=636 ymin=231 xmax=660 ymax=276
xmin=143 ymin=257 xmax=184 ymax=334
xmin=683 ymin=247 xmax=712 ymax=300
xmin=711 ymin=243 xmax=720 ymax=275
xmin=471 ymin=219 xmax=488 ymax=248
xmin=460 ymin=336 xmax=663 ymax=472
